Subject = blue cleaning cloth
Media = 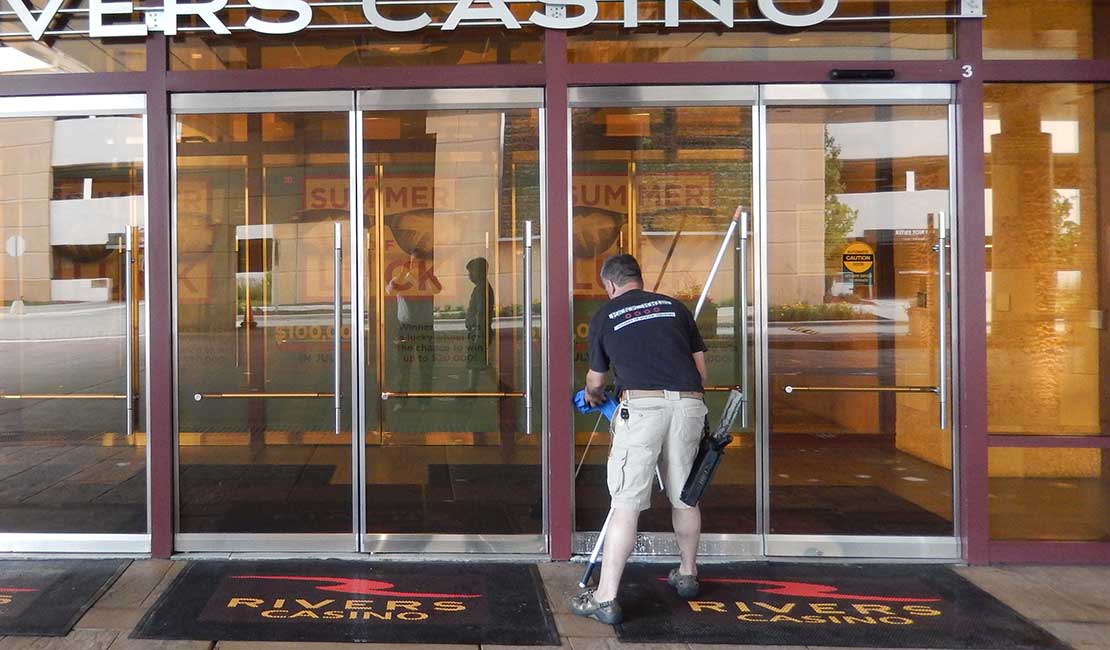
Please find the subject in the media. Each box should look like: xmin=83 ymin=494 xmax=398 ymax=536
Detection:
xmin=573 ymin=389 xmax=618 ymax=421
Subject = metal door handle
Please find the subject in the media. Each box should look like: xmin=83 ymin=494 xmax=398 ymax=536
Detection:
xmin=124 ymin=226 xmax=139 ymax=436
xmin=334 ymin=222 xmax=343 ymax=436
xmin=1 ymin=393 xmax=125 ymax=400
xmin=784 ymin=385 xmax=938 ymax=394
xmin=737 ymin=209 xmax=751 ymax=429
xmin=381 ymin=391 xmax=525 ymax=399
xmin=936 ymin=212 xmax=949 ymax=430
xmin=523 ymin=220 xmax=534 ymax=436
xmin=194 ymin=392 xmax=335 ymax=400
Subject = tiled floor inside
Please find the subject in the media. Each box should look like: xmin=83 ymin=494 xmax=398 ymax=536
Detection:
xmin=0 ymin=560 xmax=1107 ymax=650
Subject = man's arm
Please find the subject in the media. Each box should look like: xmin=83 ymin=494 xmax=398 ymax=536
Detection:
xmin=693 ymin=351 xmax=707 ymax=386
xmin=585 ymin=369 xmax=607 ymax=406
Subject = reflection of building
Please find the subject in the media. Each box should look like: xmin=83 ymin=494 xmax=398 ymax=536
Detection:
xmin=0 ymin=115 xmax=142 ymax=305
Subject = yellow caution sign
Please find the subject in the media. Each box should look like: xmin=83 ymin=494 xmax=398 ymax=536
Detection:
xmin=842 ymin=242 xmax=875 ymax=274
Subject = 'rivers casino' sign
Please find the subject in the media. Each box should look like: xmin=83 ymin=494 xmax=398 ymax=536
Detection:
xmin=3 ymin=0 xmax=982 ymax=41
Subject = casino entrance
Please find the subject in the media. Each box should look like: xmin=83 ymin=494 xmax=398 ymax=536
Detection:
xmin=570 ymin=84 xmax=960 ymax=560
xmin=173 ymin=90 xmax=544 ymax=553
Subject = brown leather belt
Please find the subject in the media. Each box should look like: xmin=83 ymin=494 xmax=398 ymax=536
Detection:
xmin=622 ymin=389 xmax=704 ymax=400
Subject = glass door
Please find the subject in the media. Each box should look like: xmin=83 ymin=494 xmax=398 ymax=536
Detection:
xmin=568 ymin=87 xmax=760 ymax=556
xmin=0 ymin=96 xmax=149 ymax=552
xmin=761 ymin=85 xmax=958 ymax=558
xmin=174 ymin=92 xmax=356 ymax=552
xmin=357 ymin=89 xmax=545 ymax=553
xmin=567 ymin=85 xmax=958 ymax=560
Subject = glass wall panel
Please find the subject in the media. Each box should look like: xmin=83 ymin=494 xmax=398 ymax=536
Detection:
xmin=984 ymin=84 xmax=1110 ymax=436
xmin=766 ymin=104 xmax=954 ymax=536
xmin=568 ymin=0 xmax=955 ymax=63
xmin=171 ymin=4 xmax=543 ymax=70
xmin=0 ymin=1 xmax=145 ymax=74
xmin=984 ymin=0 xmax=1110 ymax=60
xmin=362 ymin=108 xmax=543 ymax=535
xmin=570 ymin=104 xmax=756 ymax=536
xmin=175 ymin=110 xmax=353 ymax=535
xmin=0 ymin=112 xmax=146 ymax=533
xmin=989 ymin=447 xmax=1110 ymax=541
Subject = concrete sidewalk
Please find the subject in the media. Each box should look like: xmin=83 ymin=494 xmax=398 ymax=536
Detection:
xmin=0 ymin=561 xmax=1106 ymax=650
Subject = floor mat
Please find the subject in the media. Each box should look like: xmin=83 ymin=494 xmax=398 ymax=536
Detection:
xmin=614 ymin=563 xmax=1069 ymax=649
xmin=132 ymin=560 xmax=559 ymax=646
xmin=0 ymin=559 xmax=130 ymax=636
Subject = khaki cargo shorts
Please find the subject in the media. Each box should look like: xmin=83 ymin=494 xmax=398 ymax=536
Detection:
xmin=607 ymin=391 xmax=707 ymax=511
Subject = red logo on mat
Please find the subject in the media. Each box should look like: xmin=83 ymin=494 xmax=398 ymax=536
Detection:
xmin=0 ymin=588 xmax=36 ymax=593
xmin=657 ymin=577 xmax=941 ymax=603
xmin=231 ymin=576 xmax=482 ymax=599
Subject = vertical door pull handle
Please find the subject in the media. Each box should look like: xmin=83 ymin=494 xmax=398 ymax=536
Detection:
xmin=523 ymin=220 xmax=534 ymax=436
xmin=334 ymin=222 xmax=343 ymax=436
xmin=124 ymin=226 xmax=138 ymax=436
xmin=936 ymin=211 xmax=949 ymax=430
xmin=737 ymin=209 xmax=751 ymax=429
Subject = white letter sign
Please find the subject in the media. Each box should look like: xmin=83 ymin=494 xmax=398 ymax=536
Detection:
xmin=444 ymin=0 xmax=521 ymax=31
xmin=361 ymin=0 xmax=430 ymax=33
xmin=245 ymin=0 xmax=313 ymax=35
xmin=757 ymin=0 xmax=838 ymax=28
xmin=5 ymin=0 xmax=65 ymax=40
xmin=530 ymin=0 xmax=597 ymax=30
xmin=2 ymin=0 xmax=865 ymax=43
xmin=90 ymin=0 xmax=147 ymax=38
xmin=162 ymin=0 xmax=230 ymax=36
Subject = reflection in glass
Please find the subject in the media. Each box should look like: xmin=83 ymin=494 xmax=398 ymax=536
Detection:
xmin=984 ymin=84 xmax=1110 ymax=437
xmin=984 ymin=0 xmax=1110 ymax=60
xmin=570 ymin=105 xmax=755 ymax=535
xmin=171 ymin=5 xmax=543 ymax=70
xmin=569 ymin=0 xmax=954 ymax=63
xmin=0 ymin=1 xmax=145 ymax=74
xmin=989 ymin=447 xmax=1110 ymax=541
xmin=766 ymin=105 xmax=953 ymax=536
xmin=175 ymin=111 xmax=353 ymax=534
xmin=0 ymin=114 xmax=146 ymax=533
xmin=363 ymin=109 xmax=542 ymax=535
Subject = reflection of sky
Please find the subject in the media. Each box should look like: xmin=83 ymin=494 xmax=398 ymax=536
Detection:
xmin=838 ymin=190 xmax=949 ymax=237
xmin=827 ymin=120 xmax=948 ymax=159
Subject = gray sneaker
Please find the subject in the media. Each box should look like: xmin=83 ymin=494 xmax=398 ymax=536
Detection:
xmin=667 ymin=568 xmax=700 ymax=599
xmin=569 ymin=590 xmax=623 ymax=624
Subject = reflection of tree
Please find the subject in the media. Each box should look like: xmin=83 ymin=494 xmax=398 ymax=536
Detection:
xmin=1052 ymin=190 xmax=1080 ymax=267
xmin=824 ymin=130 xmax=858 ymax=278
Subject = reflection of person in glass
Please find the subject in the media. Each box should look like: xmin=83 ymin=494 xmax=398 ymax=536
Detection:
xmin=464 ymin=257 xmax=494 ymax=391
xmin=386 ymin=252 xmax=442 ymax=407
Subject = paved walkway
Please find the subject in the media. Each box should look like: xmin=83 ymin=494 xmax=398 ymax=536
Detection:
xmin=0 ymin=561 xmax=1107 ymax=650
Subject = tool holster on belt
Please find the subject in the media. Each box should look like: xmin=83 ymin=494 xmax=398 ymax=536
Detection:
xmin=680 ymin=389 xmax=744 ymax=507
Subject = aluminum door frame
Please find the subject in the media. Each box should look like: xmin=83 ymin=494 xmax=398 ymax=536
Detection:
xmin=760 ymin=84 xmax=961 ymax=560
xmin=354 ymin=88 xmax=548 ymax=554
xmin=171 ymin=91 xmax=358 ymax=553
xmin=567 ymin=84 xmax=962 ymax=561
xmin=0 ymin=94 xmax=150 ymax=554
xmin=568 ymin=85 xmax=763 ymax=559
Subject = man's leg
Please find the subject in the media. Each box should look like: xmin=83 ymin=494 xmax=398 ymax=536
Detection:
xmin=672 ymin=505 xmax=701 ymax=576
xmin=593 ymin=508 xmax=639 ymax=603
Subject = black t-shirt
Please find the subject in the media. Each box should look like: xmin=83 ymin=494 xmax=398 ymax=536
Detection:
xmin=587 ymin=289 xmax=707 ymax=393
